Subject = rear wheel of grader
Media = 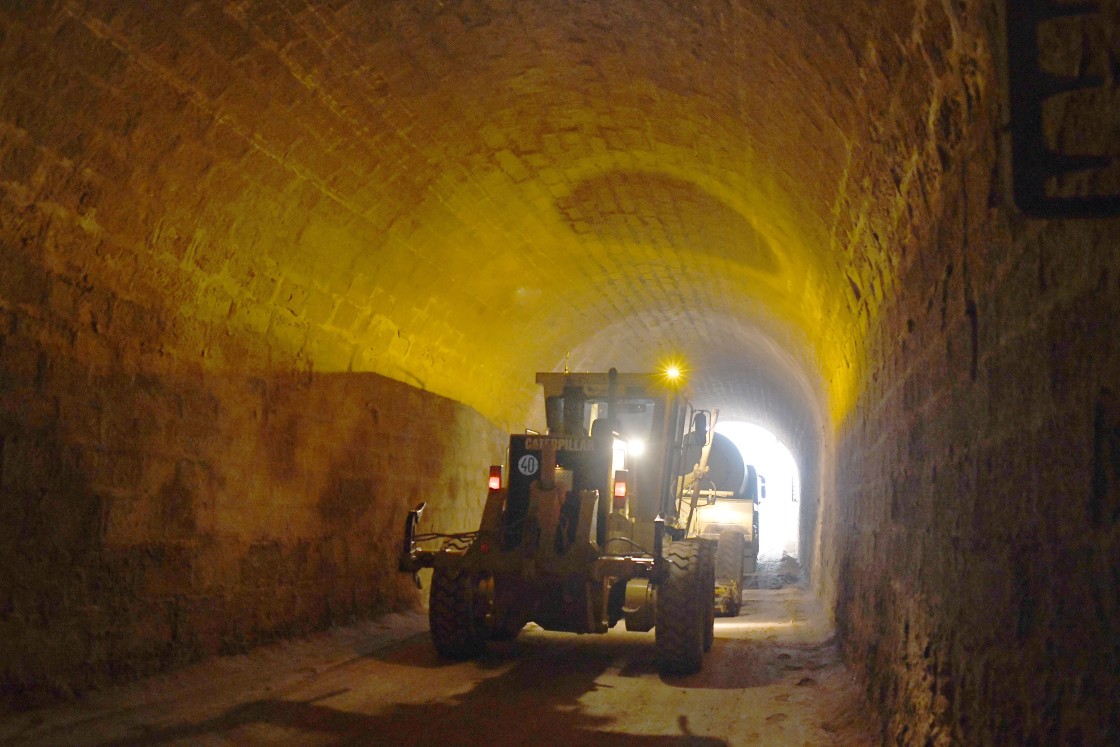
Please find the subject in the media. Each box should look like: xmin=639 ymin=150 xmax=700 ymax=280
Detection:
xmin=429 ymin=538 xmax=489 ymax=659
xmin=656 ymin=538 xmax=711 ymax=674
xmin=429 ymin=566 xmax=489 ymax=658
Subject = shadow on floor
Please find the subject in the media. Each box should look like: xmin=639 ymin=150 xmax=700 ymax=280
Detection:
xmin=98 ymin=636 xmax=730 ymax=747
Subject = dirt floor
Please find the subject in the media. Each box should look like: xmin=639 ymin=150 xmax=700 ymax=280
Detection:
xmin=0 ymin=557 xmax=879 ymax=746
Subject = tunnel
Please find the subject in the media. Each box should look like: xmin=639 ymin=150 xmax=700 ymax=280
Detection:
xmin=0 ymin=1 xmax=1118 ymax=743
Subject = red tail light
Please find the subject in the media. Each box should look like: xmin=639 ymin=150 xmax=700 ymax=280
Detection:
xmin=613 ymin=469 xmax=628 ymax=510
xmin=488 ymin=465 xmax=502 ymax=491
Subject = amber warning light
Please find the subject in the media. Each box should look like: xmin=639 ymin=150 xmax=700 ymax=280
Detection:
xmin=488 ymin=465 xmax=502 ymax=491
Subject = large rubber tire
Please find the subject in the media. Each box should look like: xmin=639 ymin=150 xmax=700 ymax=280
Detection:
xmin=716 ymin=530 xmax=745 ymax=617
xmin=429 ymin=566 xmax=488 ymax=659
xmin=428 ymin=537 xmax=487 ymax=659
xmin=656 ymin=539 xmax=708 ymax=675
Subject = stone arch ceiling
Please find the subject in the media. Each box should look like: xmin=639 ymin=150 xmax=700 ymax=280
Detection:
xmin=7 ymin=0 xmax=979 ymax=441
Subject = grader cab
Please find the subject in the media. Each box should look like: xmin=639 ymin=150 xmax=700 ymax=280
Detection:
xmin=399 ymin=368 xmax=726 ymax=674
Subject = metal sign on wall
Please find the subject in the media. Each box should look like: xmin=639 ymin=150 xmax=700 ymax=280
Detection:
xmin=1006 ymin=0 xmax=1120 ymax=218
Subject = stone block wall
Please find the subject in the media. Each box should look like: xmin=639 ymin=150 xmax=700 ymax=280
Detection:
xmin=0 ymin=217 xmax=503 ymax=706
xmin=0 ymin=3 xmax=509 ymax=709
xmin=835 ymin=217 xmax=1120 ymax=745
xmin=827 ymin=3 xmax=1120 ymax=743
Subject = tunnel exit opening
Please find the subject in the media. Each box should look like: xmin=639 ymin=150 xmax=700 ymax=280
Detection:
xmin=714 ymin=420 xmax=801 ymax=562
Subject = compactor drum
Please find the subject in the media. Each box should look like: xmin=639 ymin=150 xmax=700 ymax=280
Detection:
xmin=680 ymin=426 xmax=767 ymax=617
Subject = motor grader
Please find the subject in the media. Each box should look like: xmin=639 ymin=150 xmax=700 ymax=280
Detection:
xmin=398 ymin=368 xmax=721 ymax=674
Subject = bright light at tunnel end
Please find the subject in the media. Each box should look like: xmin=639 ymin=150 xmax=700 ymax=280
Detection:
xmin=716 ymin=421 xmax=800 ymax=561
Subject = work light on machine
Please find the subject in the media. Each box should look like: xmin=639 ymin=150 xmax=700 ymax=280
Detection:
xmin=660 ymin=359 xmax=688 ymax=388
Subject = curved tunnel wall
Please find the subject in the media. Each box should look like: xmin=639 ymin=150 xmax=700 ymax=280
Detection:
xmin=1 ymin=1 xmax=1118 ymax=742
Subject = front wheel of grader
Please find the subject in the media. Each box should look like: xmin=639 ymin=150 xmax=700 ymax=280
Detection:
xmin=655 ymin=538 xmax=715 ymax=675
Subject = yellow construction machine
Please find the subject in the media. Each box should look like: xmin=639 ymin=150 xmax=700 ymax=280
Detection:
xmin=399 ymin=368 xmax=721 ymax=674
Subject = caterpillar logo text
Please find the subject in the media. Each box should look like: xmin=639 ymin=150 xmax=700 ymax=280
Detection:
xmin=523 ymin=437 xmax=596 ymax=452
